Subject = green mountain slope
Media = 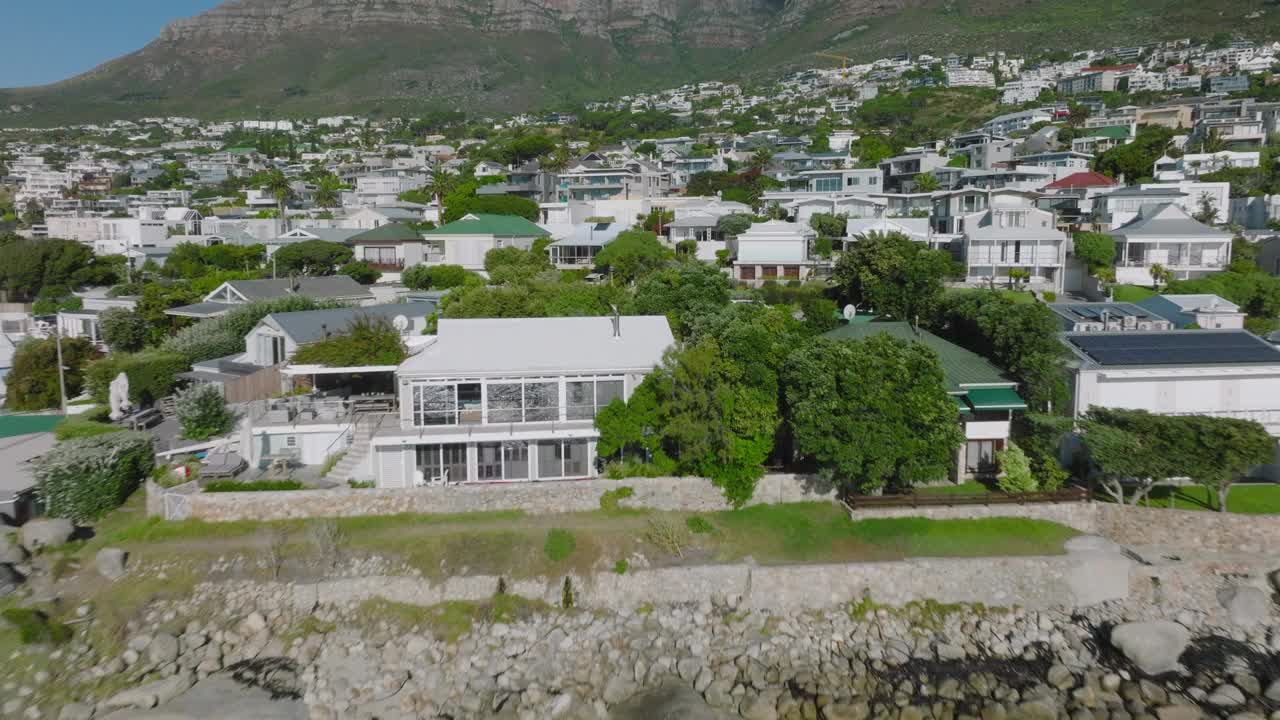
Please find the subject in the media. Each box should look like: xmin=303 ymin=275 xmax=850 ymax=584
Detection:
xmin=1 ymin=0 xmax=1277 ymax=126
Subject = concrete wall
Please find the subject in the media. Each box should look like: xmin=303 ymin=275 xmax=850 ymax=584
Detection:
xmin=151 ymin=474 xmax=837 ymax=521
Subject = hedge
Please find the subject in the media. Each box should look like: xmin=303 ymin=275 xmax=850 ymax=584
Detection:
xmin=86 ymin=351 xmax=190 ymax=407
xmin=33 ymin=431 xmax=155 ymax=522
xmin=204 ymin=480 xmax=306 ymax=492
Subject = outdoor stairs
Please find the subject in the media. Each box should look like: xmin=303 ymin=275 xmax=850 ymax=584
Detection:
xmin=329 ymin=422 xmax=378 ymax=485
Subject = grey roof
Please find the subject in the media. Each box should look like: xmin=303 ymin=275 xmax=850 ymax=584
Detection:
xmin=0 ymin=432 xmax=56 ymax=506
xmin=1107 ymin=203 xmax=1232 ymax=239
xmin=273 ymin=228 xmax=364 ymax=244
xmin=1134 ymin=294 xmax=1241 ymax=328
xmin=1047 ymin=302 xmax=1160 ymax=330
xmin=165 ymin=301 xmax=235 ymax=318
xmin=1100 ymin=186 xmax=1188 ymax=198
xmin=266 ymin=302 xmax=436 ymax=345
xmin=547 ymin=222 xmax=627 ymax=248
xmin=1063 ymin=330 xmax=1280 ymax=367
xmin=224 ymin=276 xmax=375 ymax=302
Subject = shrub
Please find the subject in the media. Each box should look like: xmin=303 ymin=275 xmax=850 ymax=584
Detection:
xmin=995 ymin=443 xmax=1038 ymax=494
xmin=685 ymin=516 xmax=716 ymax=535
xmin=561 ymin=577 xmax=575 ymax=609
xmin=1 ymin=608 xmax=71 ymax=645
xmin=347 ymin=480 xmax=374 ymax=489
xmin=604 ymin=459 xmax=675 ymax=479
xmin=86 ymin=351 xmax=189 ymax=407
xmin=204 ymin=480 xmax=305 ymax=492
xmin=34 ymin=431 xmax=155 ymax=522
xmin=598 ymin=486 xmax=635 ymax=513
xmin=309 ymin=519 xmax=345 ymax=574
xmin=402 ymin=264 xmax=483 ymax=291
xmin=291 ymin=315 xmax=407 ymax=367
xmin=98 ymin=308 xmax=149 ymax=353
xmin=53 ymin=414 xmax=125 ymax=441
xmin=1042 ymin=291 xmax=1057 ymax=302
xmin=543 ymin=528 xmax=577 ymax=562
xmin=613 ymin=559 xmax=629 ymax=575
xmin=5 ymin=336 xmax=95 ymax=411
xmin=175 ymin=383 xmax=234 ymax=440
xmin=339 ymin=260 xmax=382 ymax=285
xmin=161 ymin=296 xmax=341 ymax=364
xmin=643 ymin=519 xmax=687 ymax=559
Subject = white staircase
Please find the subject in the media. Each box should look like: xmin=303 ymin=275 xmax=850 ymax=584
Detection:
xmin=328 ymin=422 xmax=378 ymax=485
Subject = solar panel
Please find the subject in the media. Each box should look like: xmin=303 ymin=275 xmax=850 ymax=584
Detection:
xmin=1068 ymin=332 xmax=1280 ymax=366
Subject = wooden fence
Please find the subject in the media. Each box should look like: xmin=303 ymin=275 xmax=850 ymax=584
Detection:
xmin=844 ymin=486 xmax=1090 ymax=510
xmin=223 ymin=365 xmax=283 ymax=404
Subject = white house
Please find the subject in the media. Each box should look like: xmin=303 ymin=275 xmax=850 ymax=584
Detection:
xmin=1106 ymin=203 xmax=1233 ymax=285
xmin=1062 ymin=330 xmax=1280 ymax=474
xmin=1134 ymin=294 xmax=1247 ymax=330
xmin=1154 ymin=151 xmax=1260 ymax=182
xmin=165 ymin=276 xmax=376 ymax=319
xmin=368 ymin=315 xmax=675 ymax=488
xmin=732 ymin=220 xmax=820 ymax=285
xmin=420 ymin=213 xmax=550 ymax=272
xmin=959 ymin=198 xmax=1068 ymax=291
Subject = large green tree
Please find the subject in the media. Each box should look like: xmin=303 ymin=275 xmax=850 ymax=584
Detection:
xmin=631 ymin=262 xmax=732 ymax=339
xmin=1072 ymin=232 xmax=1116 ymax=274
xmin=271 ymin=240 xmax=353 ymax=276
xmin=0 ymin=237 xmax=97 ymax=301
xmin=833 ymin=230 xmax=958 ymax=322
xmin=782 ymin=334 xmax=963 ymax=495
xmin=593 ymin=230 xmax=671 ymax=285
xmin=5 ymin=337 xmax=95 ymax=411
xmin=1094 ymin=125 xmax=1174 ymax=182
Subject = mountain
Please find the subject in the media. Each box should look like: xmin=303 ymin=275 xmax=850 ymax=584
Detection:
xmin=2 ymin=0 xmax=1279 ymax=125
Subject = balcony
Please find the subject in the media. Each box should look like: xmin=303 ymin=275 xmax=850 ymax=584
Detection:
xmin=363 ymin=258 xmax=405 ymax=271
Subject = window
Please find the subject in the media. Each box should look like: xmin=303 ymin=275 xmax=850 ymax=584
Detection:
xmin=567 ymin=381 xmax=594 ymax=420
xmin=477 ymin=441 xmax=528 ymax=481
xmin=966 ymin=440 xmax=997 ymax=474
xmin=850 ymin=176 xmax=860 ymax=185
xmin=363 ymin=246 xmax=397 ymax=264
xmin=486 ymin=383 xmax=524 ymax=423
xmin=740 ymin=266 xmax=756 ymax=280
xmin=286 ymin=436 xmax=297 ymax=448
xmin=537 ymin=440 xmax=590 ymax=480
xmin=783 ymin=265 xmax=800 ymax=279
xmin=813 ymin=177 xmax=841 ymax=192
xmin=414 ymin=385 xmax=455 ymax=426
xmin=762 ymin=266 xmax=778 ymax=279
xmin=524 ymin=382 xmax=558 ymax=422
xmin=417 ymin=443 xmax=467 ymax=483
xmin=595 ymin=380 xmax=623 ymax=413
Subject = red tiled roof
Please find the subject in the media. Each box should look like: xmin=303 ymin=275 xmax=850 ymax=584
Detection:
xmin=1085 ymin=64 xmax=1139 ymax=72
xmin=1045 ymin=171 xmax=1119 ymax=190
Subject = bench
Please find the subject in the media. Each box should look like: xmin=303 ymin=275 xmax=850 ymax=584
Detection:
xmin=119 ymin=407 xmax=163 ymax=431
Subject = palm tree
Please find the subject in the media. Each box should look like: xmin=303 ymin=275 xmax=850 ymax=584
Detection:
xmin=313 ymin=173 xmax=341 ymax=209
xmin=264 ymin=169 xmax=294 ymax=216
xmin=913 ymin=173 xmax=941 ymax=192
xmin=429 ymin=169 xmax=453 ymax=208
xmin=1200 ymin=129 xmax=1227 ymax=154
xmin=748 ymin=147 xmax=773 ymax=172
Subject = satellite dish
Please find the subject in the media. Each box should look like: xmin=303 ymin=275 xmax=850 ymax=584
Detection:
xmin=392 ymin=315 xmax=410 ymax=333
xmin=843 ymin=304 xmax=857 ymax=321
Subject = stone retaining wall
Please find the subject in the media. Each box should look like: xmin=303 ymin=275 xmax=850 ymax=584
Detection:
xmin=151 ymin=474 xmax=836 ymax=522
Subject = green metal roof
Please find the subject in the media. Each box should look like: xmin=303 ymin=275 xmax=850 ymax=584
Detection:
xmin=952 ymin=395 xmax=973 ymax=415
xmin=1085 ymin=125 xmax=1131 ymax=140
xmin=0 ymin=414 xmax=63 ymax=439
xmin=966 ymin=387 xmax=1028 ymax=410
xmin=349 ymin=223 xmax=422 ymax=243
xmin=422 ymin=213 xmax=549 ymax=238
xmin=823 ymin=320 xmax=1015 ymax=392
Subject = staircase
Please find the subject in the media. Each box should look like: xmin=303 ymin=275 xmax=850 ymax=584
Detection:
xmin=328 ymin=419 xmax=380 ymax=485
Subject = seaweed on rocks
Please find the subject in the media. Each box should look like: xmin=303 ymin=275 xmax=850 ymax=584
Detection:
xmin=225 ymin=656 xmax=304 ymax=700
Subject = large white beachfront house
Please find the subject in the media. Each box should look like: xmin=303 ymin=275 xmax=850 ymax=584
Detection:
xmin=368 ymin=315 xmax=675 ymax=488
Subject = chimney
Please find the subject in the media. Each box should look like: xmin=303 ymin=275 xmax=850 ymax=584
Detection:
xmin=610 ymin=304 xmax=621 ymax=338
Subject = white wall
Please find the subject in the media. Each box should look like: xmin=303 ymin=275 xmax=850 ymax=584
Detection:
xmin=1074 ymin=366 xmax=1280 ymax=436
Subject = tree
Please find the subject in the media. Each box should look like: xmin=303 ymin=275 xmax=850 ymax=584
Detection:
xmin=930 ymin=290 xmax=1069 ymax=412
xmin=402 ymin=264 xmax=483 ymax=291
xmin=292 ymin=315 xmax=408 ymax=367
xmin=484 ymin=244 xmax=552 ymax=285
xmin=339 ymin=260 xmax=382 ymax=285
xmin=782 ymin=335 xmax=963 ymax=495
xmin=1095 ymin=125 xmax=1174 ymax=182
xmin=748 ymin=147 xmax=773 ymax=171
xmin=1181 ymin=414 xmax=1274 ymax=511
xmin=632 ymin=262 xmax=732 ymax=338
xmin=1148 ymin=263 xmax=1173 ymax=288
xmin=716 ymin=214 xmax=752 ymax=237
xmin=98 ymin=308 xmax=149 ymax=353
xmin=0 ymin=238 xmax=96 ymax=301
xmin=313 ymin=173 xmax=343 ymax=209
xmin=442 ymin=194 xmax=539 ymax=224
xmin=912 ymin=173 xmax=941 ymax=192
xmin=1072 ymin=232 xmax=1116 ymax=274
xmin=21 ymin=200 xmax=44 ymax=228
xmin=5 ymin=337 xmax=95 ymax=411
xmin=593 ymin=230 xmax=671 ymax=285
xmin=135 ymin=283 xmax=200 ymax=345
xmin=263 ymin=169 xmax=294 ymax=214
xmin=994 ymin=443 xmax=1037 ymax=493
xmin=808 ymin=212 xmax=848 ymax=240
xmin=1192 ymin=191 xmax=1218 ymax=224
xmin=833 ymin=230 xmax=958 ymax=322
xmin=175 ymin=383 xmax=235 ymax=441
xmin=639 ymin=207 xmax=675 ymax=234
xmin=271 ymin=240 xmax=353 ymax=276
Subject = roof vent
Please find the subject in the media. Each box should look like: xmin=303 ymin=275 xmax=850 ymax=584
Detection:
xmin=610 ymin=304 xmax=621 ymax=338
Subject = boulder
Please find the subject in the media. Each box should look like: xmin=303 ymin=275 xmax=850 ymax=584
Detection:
xmin=0 ymin=529 xmax=27 ymax=564
xmin=103 ymin=672 xmax=194 ymax=710
xmin=96 ymin=548 xmax=129 ymax=580
xmin=56 ymin=703 xmax=93 ymax=720
xmin=147 ymin=632 xmax=180 ymax=665
xmin=1111 ymin=621 xmax=1191 ymax=676
xmin=20 ymin=519 xmax=74 ymax=552
xmin=607 ymin=686 xmax=734 ymax=719
xmin=0 ymin=563 xmax=22 ymax=598
xmin=1218 ymin=587 xmax=1271 ymax=627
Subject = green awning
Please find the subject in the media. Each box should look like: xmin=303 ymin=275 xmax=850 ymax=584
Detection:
xmin=965 ymin=387 xmax=1027 ymax=411
xmin=951 ymin=395 xmax=972 ymax=415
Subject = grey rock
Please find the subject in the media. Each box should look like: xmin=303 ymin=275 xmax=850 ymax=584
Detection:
xmin=102 ymin=673 xmax=194 ymax=710
xmin=20 ymin=518 xmax=74 ymax=551
xmin=0 ymin=529 xmax=27 ymax=564
xmin=0 ymin=563 xmax=22 ymax=597
xmin=703 ymin=678 xmax=735 ymax=709
xmin=1047 ymin=664 xmax=1075 ymax=690
xmin=602 ymin=673 xmax=639 ymax=705
xmin=147 ymin=633 xmax=180 ymax=666
xmin=1111 ymin=622 xmax=1190 ymax=676
xmin=57 ymin=703 xmax=93 ymax=720
xmin=1265 ymin=679 xmax=1280 ymax=702
xmin=607 ymin=686 xmax=733 ymax=719
xmin=1219 ymin=587 xmax=1271 ymax=627
xmin=1154 ymin=706 xmax=1201 ymax=720
xmin=102 ymin=674 xmax=307 ymax=720
xmin=823 ymin=702 xmax=871 ymax=720
xmin=937 ymin=643 xmax=965 ymax=661
xmin=95 ymin=548 xmax=128 ymax=580
xmin=740 ymin=689 xmax=781 ymax=720
xmin=1207 ymin=684 xmax=1246 ymax=707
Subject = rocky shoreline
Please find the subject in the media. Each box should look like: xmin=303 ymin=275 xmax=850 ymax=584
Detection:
xmin=14 ymin=568 xmax=1277 ymax=720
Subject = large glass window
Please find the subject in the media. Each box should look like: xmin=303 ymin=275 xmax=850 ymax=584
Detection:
xmin=536 ymin=440 xmax=590 ymax=480
xmin=567 ymin=381 xmax=595 ymax=420
xmin=965 ymin=440 xmax=998 ymax=475
xmin=414 ymin=385 xmax=454 ymax=426
xmin=524 ymin=382 xmax=558 ymax=422
xmin=813 ymin=177 xmax=841 ymax=192
xmin=486 ymin=383 xmax=524 ymax=423
xmin=477 ymin=441 xmax=528 ymax=481
xmin=595 ymin=380 xmax=623 ymax=413
xmin=416 ymin=443 xmax=467 ymax=484
xmin=363 ymin=247 xmax=397 ymax=264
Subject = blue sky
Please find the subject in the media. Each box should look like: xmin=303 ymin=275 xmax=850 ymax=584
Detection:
xmin=1 ymin=1 xmax=223 ymax=88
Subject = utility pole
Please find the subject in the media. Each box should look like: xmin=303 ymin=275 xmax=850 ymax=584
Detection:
xmin=54 ymin=320 xmax=68 ymax=415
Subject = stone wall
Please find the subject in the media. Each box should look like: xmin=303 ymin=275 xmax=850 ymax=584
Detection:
xmin=847 ymin=502 xmax=1102 ymax=534
xmin=152 ymin=473 xmax=836 ymax=522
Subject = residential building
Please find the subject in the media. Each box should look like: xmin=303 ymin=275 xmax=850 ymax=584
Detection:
xmin=1209 ymin=75 xmax=1250 ymax=94
xmin=57 ymin=296 xmax=138 ymax=348
xmin=368 ymin=316 xmax=675 ymax=487
xmin=557 ymin=155 xmax=671 ymax=201
xmin=1134 ymin=294 xmax=1247 ymax=329
xmin=945 ymin=68 xmax=996 ymax=88
xmin=475 ymin=161 xmax=559 ymax=203
xmin=982 ymin=109 xmax=1053 ymax=136
xmin=165 ymin=276 xmax=376 ymax=319
xmin=823 ymin=320 xmax=1027 ymax=479
xmin=1061 ymin=331 xmax=1280 ymax=466
xmin=1153 ymin=151 xmax=1260 ymax=181
xmin=352 ymin=174 xmax=426 ymax=207
xmin=959 ymin=197 xmax=1069 ymax=291
xmin=420 ymin=213 xmax=550 ymax=271
xmin=878 ymin=151 xmax=949 ymax=192
xmin=1013 ymin=151 xmax=1094 ymax=173
xmin=1047 ymin=302 xmax=1175 ymax=332
xmin=233 ymin=302 xmax=436 ymax=369
xmin=348 ymin=223 xmax=433 ymax=276
xmin=545 ymin=221 xmax=628 ymax=269
xmin=798 ymin=168 xmax=882 ymax=193
xmin=1106 ymin=203 xmax=1234 ymax=284
xmin=732 ymin=220 xmax=821 ymax=285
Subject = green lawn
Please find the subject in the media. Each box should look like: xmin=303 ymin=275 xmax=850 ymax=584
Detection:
xmin=945 ymin=288 xmax=1037 ymax=304
xmin=913 ymin=481 xmax=992 ymax=495
xmin=1111 ymin=285 xmax=1156 ymax=303
xmin=1136 ymin=484 xmax=1280 ymax=514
